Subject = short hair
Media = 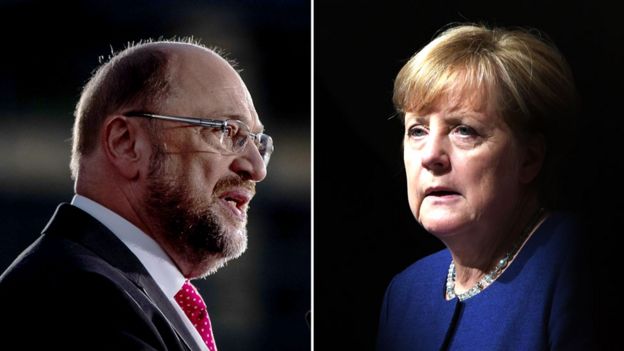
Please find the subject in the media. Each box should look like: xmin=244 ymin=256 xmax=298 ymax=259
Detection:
xmin=70 ymin=38 xmax=216 ymax=179
xmin=394 ymin=24 xmax=579 ymax=208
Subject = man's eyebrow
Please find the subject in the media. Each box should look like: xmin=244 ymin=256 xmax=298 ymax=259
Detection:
xmin=221 ymin=113 xmax=265 ymax=133
xmin=251 ymin=123 xmax=266 ymax=134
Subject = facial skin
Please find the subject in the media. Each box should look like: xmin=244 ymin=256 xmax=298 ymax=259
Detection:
xmin=141 ymin=46 xmax=267 ymax=278
xmin=403 ymin=88 xmax=538 ymax=245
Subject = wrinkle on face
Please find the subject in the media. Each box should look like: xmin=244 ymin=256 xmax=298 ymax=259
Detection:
xmin=141 ymin=44 xmax=264 ymax=277
xmin=403 ymin=86 xmax=522 ymax=239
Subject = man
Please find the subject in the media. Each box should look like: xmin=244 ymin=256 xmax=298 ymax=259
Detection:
xmin=0 ymin=39 xmax=272 ymax=350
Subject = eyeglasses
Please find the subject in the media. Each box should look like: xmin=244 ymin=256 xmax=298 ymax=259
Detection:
xmin=127 ymin=112 xmax=274 ymax=165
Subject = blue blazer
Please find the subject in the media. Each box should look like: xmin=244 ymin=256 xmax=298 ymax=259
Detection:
xmin=0 ymin=204 xmax=201 ymax=350
xmin=377 ymin=213 xmax=593 ymax=351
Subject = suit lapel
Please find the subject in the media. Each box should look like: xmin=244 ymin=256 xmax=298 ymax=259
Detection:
xmin=134 ymin=273 xmax=204 ymax=351
xmin=43 ymin=203 xmax=202 ymax=350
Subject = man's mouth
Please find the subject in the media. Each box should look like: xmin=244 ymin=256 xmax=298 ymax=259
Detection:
xmin=218 ymin=190 xmax=252 ymax=220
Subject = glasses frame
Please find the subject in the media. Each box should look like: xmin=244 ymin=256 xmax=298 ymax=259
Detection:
xmin=126 ymin=112 xmax=273 ymax=165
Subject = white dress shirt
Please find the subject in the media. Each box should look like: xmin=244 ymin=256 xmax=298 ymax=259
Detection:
xmin=71 ymin=194 xmax=209 ymax=351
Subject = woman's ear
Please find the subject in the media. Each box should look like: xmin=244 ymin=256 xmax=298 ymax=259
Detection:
xmin=519 ymin=133 xmax=546 ymax=184
xmin=101 ymin=115 xmax=150 ymax=180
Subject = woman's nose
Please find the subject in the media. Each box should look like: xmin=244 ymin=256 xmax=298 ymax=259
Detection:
xmin=420 ymin=134 xmax=450 ymax=174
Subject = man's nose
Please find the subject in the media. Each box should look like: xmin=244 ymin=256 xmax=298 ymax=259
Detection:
xmin=230 ymin=141 xmax=267 ymax=182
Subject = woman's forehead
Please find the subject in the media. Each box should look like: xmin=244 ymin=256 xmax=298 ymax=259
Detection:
xmin=405 ymin=65 xmax=497 ymax=111
xmin=412 ymin=83 xmax=496 ymax=116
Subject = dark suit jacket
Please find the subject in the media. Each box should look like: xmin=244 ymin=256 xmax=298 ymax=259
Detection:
xmin=0 ymin=203 xmax=203 ymax=350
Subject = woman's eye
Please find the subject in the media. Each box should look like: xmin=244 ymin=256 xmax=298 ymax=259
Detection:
xmin=453 ymin=125 xmax=478 ymax=137
xmin=407 ymin=126 xmax=427 ymax=138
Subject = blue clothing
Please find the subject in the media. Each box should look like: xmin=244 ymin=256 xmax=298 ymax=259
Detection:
xmin=377 ymin=213 xmax=593 ymax=350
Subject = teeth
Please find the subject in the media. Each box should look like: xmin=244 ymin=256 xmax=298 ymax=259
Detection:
xmin=226 ymin=199 xmax=238 ymax=207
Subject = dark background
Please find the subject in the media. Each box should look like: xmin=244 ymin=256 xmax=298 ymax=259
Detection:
xmin=315 ymin=1 xmax=622 ymax=350
xmin=0 ymin=1 xmax=310 ymax=350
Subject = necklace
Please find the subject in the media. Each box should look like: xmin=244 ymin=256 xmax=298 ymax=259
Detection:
xmin=445 ymin=208 xmax=545 ymax=301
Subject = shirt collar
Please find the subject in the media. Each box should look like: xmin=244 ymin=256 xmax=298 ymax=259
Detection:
xmin=71 ymin=194 xmax=186 ymax=297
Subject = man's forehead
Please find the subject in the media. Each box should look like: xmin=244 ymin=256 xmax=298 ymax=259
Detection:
xmin=164 ymin=47 xmax=263 ymax=129
xmin=185 ymin=86 xmax=262 ymax=129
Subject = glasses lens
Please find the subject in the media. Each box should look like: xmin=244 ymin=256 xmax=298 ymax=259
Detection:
xmin=258 ymin=134 xmax=274 ymax=165
xmin=214 ymin=120 xmax=273 ymax=165
xmin=224 ymin=120 xmax=248 ymax=153
xmin=199 ymin=126 xmax=228 ymax=152
xmin=198 ymin=121 xmax=243 ymax=154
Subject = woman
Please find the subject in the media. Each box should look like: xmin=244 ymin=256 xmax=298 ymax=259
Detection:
xmin=377 ymin=24 xmax=592 ymax=350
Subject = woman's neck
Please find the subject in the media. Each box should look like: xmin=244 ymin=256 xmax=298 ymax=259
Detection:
xmin=445 ymin=196 xmax=544 ymax=294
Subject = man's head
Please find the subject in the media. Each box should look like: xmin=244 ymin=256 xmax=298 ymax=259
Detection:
xmin=72 ymin=39 xmax=270 ymax=278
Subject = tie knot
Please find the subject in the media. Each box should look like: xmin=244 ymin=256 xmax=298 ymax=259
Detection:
xmin=175 ymin=281 xmax=207 ymax=314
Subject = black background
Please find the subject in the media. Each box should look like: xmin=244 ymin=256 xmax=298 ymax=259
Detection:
xmin=315 ymin=1 xmax=623 ymax=349
xmin=3 ymin=0 xmax=624 ymax=349
xmin=0 ymin=1 xmax=310 ymax=350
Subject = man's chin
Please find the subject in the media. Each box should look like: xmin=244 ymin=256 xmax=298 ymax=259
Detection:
xmin=220 ymin=227 xmax=248 ymax=261
xmin=214 ymin=203 xmax=249 ymax=229
xmin=191 ymin=247 xmax=247 ymax=279
xmin=189 ymin=255 xmax=228 ymax=278
xmin=187 ymin=229 xmax=248 ymax=278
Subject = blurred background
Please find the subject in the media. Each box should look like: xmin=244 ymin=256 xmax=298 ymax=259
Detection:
xmin=315 ymin=1 xmax=623 ymax=350
xmin=0 ymin=1 xmax=310 ymax=350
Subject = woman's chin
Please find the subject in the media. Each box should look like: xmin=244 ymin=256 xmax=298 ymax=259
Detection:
xmin=419 ymin=213 xmax=469 ymax=238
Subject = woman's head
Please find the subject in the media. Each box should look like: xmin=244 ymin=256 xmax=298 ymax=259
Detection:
xmin=396 ymin=24 xmax=578 ymax=235
xmin=397 ymin=24 xmax=577 ymax=207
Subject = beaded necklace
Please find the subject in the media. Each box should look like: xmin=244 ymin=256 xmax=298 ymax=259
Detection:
xmin=445 ymin=208 xmax=545 ymax=301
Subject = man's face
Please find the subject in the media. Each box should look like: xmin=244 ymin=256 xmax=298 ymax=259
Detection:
xmin=144 ymin=48 xmax=268 ymax=278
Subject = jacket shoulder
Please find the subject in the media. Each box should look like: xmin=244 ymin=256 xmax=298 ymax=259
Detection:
xmin=393 ymin=249 xmax=450 ymax=288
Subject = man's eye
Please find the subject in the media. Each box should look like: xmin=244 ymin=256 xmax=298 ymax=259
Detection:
xmin=200 ymin=127 xmax=221 ymax=138
xmin=224 ymin=124 xmax=239 ymax=137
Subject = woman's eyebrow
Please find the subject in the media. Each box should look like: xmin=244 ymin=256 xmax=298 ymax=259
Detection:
xmin=405 ymin=114 xmax=429 ymax=124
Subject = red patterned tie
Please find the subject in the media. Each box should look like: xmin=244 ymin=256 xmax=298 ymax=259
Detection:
xmin=174 ymin=280 xmax=217 ymax=351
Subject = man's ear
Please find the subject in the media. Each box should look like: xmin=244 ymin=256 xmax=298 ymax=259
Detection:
xmin=101 ymin=115 xmax=150 ymax=180
xmin=519 ymin=133 xmax=546 ymax=184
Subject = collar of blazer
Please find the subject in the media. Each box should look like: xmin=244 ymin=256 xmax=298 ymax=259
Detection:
xmin=42 ymin=203 xmax=201 ymax=351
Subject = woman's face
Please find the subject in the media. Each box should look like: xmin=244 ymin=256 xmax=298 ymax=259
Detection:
xmin=404 ymin=90 xmax=536 ymax=238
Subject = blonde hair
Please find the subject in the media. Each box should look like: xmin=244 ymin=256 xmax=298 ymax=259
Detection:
xmin=394 ymin=24 xmax=579 ymax=207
